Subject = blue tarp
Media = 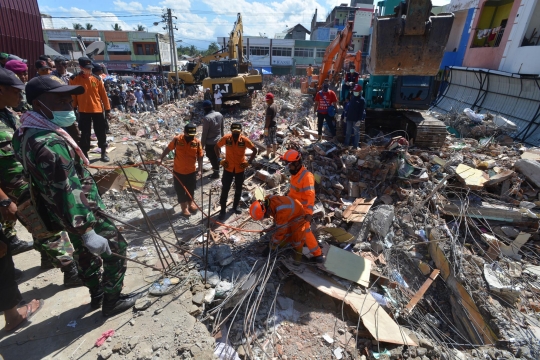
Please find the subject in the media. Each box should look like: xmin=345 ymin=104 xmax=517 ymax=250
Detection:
xmin=260 ymin=67 xmax=272 ymax=75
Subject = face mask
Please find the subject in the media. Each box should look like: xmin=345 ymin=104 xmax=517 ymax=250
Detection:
xmin=38 ymin=101 xmax=76 ymax=127
xmin=288 ymin=162 xmax=301 ymax=175
xmin=353 ymin=92 xmax=360 ymax=97
xmin=323 ymin=85 xmax=329 ymax=91
xmin=350 ymin=69 xmax=354 ymax=73
xmin=232 ymin=133 xmax=240 ymax=140
xmin=184 ymin=135 xmax=194 ymax=143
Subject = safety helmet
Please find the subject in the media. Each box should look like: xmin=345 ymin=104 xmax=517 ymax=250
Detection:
xmin=353 ymin=84 xmax=362 ymax=92
xmin=249 ymin=200 xmax=266 ymax=221
xmin=281 ymin=149 xmax=301 ymax=163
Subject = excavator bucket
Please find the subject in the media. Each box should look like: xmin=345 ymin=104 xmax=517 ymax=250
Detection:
xmin=368 ymin=7 xmax=454 ymax=76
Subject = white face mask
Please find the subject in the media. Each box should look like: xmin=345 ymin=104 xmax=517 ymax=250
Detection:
xmin=350 ymin=69 xmax=354 ymax=73
xmin=353 ymin=92 xmax=360 ymax=97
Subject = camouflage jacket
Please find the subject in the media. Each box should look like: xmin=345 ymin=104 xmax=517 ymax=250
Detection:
xmin=0 ymin=108 xmax=19 ymax=158
xmin=13 ymin=126 xmax=106 ymax=235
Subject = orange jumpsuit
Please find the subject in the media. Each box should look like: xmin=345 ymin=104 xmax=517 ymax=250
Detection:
xmin=288 ymin=166 xmax=315 ymax=216
xmin=267 ymin=195 xmax=322 ymax=257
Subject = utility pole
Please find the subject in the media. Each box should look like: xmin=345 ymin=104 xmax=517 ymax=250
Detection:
xmin=165 ymin=8 xmax=179 ymax=87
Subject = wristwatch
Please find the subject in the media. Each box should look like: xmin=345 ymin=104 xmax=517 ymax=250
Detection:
xmin=0 ymin=198 xmax=12 ymax=207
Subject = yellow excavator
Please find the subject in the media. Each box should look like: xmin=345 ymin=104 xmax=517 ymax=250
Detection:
xmin=167 ymin=50 xmax=228 ymax=95
xmin=202 ymin=13 xmax=263 ymax=108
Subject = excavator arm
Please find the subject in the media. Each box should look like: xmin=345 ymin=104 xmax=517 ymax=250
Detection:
xmin=228 ymin=13 xmax=244 ymax=65
xmin=317 ymin=21 xmax=355 ymax=92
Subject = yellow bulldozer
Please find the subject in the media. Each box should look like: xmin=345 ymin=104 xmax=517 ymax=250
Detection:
xmin=201 ymin=13 xmax=262 ymax=108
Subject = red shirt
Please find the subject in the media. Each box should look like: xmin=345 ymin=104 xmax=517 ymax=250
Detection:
xmin=315 ymin=90 xmax=337 ymax=114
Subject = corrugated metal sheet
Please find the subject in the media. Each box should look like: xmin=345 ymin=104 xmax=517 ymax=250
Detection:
xmin=432 ymin=66 xmax=540 ymax=146
xmin=0 ymin=0 xmax=44 ymax=78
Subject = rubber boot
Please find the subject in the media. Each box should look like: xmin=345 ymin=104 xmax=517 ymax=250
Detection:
xmin=188 ymin=201 xmax=198 ymax=214
xmin=210 ymin=170 xmax=220 ymax=179
xmin=180 ymin=202 xmax=191 ymax=217
xmin=8 ymin=235 xmax=33 ymax=255
xmin=233 ymin=205 xmax=242 ymax=214
xmin=218 ymin=208 xmax=226 ymax=221
xmin=14 ymin=268 xmax=23 ymax=281
xmin=90 ymin=286 xmax=104 ymax=310
xmin=102 ymin=292 xmax=142 ymax=317
xmin=40 ymin=251 xmax=54 ymax=270
xmin=100 ymin=148 xmax=110 ymax=162
xmin=61 ymin=262 xmax=84 ymax=287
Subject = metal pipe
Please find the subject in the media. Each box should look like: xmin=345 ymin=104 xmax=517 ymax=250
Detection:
xmin=204 ymin=187 xmax=212 ymax=284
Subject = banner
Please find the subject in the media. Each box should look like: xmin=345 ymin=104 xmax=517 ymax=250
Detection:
xmin=107 ymin=43 xmax=130 ymax=52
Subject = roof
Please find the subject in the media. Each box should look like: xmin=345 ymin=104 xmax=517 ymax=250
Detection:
xmin=285 ymin=24 xmax=311 ymax=35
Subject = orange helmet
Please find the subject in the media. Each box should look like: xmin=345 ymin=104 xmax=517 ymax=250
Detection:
xmin=250 ymin=200 xmax=266 ymax=221
xmin=281 ymin=149 xmax=301 ymax=162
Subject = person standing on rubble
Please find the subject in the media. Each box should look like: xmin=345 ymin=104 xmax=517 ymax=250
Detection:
xmin=344 ymin=84 xmax=365 ymax=149
xmin=143 ymin=84 xmax=155 ymax=112
xmin=201 ymin=100 xmax=223 ymax=179
xmin=263 ymin=92 xmax=278 ymax=160
xmin=215 ymin=122 xmax=258 ymax=220
xmin=204 ymin=88 xmax=212 ymax=102
xmin=134 ymin=86 xmax=144 ymax=112
xmin=69 ymin=57 xmax=111 ymax=162
xmin=13 ymin=75 xmax=141 ymax=316
xmin=157 ymin=123 xmax=203 ymax=217
xmin=306 ymin=64 xmax=313 ymax=86
xmin=214 ymin=89 xmax=223 ymax=112
xmin=281 ymin=149 xmax=315 ymax=224
xmin=314 ymin=81 xmax=337 ymax=141
xmin=249 ymin=195 xmax=323 ymax=263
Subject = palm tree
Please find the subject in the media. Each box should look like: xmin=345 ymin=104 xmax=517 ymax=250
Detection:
xmin=73 ymin=23 xmax=84 ymax=30
xmin=111 ymin=23 xmax=123 ymax=31
xmin=134 ymin=24 xmax=145 ymax=31
xmin=85 ymin=23 xmax=94 ymax=30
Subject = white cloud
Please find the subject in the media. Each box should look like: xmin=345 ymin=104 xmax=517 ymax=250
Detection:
xmin=113 ymin=1 xmax=144 ymax=13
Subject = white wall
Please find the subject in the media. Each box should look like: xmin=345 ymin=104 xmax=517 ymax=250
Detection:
xmin=500 ymin=0 xmax=540 ymax=74
xmin=445 ymin=10 xmax=467 ymax=52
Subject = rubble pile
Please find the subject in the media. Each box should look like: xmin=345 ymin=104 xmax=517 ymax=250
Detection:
xmin=87 ymin=83 xmax=540 ymax=359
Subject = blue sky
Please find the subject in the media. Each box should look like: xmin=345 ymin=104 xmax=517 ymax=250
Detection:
xmin=38 ymin=0 xmax=450 ymax=50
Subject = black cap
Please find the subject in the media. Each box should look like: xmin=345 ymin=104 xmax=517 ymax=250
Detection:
xmin=26 ymin=75 xmax=85 ymax=104
xmin=184 ymin=123 xmax=197 ymax=136
xmin=54 ymin=56 xmax=68 ymax=63
xmin=92 ymin=62 xmax=102 ymax=71
xmin=231 ymin=122 xmax=242 ymax=132
xmin=0 ymin=67 xmax=25 ymax=90
xmin=39 ymin=55 xmax=51 ymax=61
xmin=78 ymin=56 xmax=93 ymax=69
xmin=35 ymin=60 xmax=51 ymax=70
xmin=203 ymin=100 xmax=212 ymax=108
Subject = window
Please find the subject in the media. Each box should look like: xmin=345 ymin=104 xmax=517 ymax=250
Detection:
xmin=316 ymin=48 xmax=326 ymax=58
xmin=522 ymin=0 xmax=540 ymax=46
xmin=58 ymin=43 xmax=74 ymax=55
xmin=133 ymin=42 xmax=156 ymax=55
xmin=249 ymin=46 xmax=269 ymax=56
xmin=470 ymin=1 xmax=513 ymax=48
xmin=362 ymin=35 xmax=371 ymax=53
xmin=272 ymin=47 xmax=292 ymax=56
xmin=294 ymin=48 xmax=314 ymax=57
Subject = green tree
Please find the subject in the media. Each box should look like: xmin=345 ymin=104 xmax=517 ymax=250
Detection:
xmin=73 ymin=23 xmax=84 ymax=30
xmin=111 ymin=23 xmax=123 ymax=31
xmin=85 ymin=23 xmax=94 ymax=30
xmin=134 ymin=24 xmax=146 ymax=31
xmin=61 ymin=27 xmax=69 ymax=30
xmin=203 ymin=42 xmax=220 ymax=56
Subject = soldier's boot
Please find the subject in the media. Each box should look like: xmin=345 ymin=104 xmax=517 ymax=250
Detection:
xmin=102 ymin=292 xmax=142 ymax=317
xmin=100 ymin=148 xmax=110 ymax=162
xmin=40 ymin=251 xmax=54 ymax=270
xmin=90 ymin=286 xmax=105 ymax=310
xmin=9 ymin=235 xmax=33 ymax=255
xmin=180 ymin=202 xmax=191 ymax=217
xmin=188 ymin=201 xmax=198 ymax=214
xmin=61 ymin=262 xmax=84 ymax=287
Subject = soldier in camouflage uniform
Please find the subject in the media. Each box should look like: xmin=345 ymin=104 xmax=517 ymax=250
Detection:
xmin=0 ymin=67 xmax=82 ymax=287
xmin=13 ymin=75 xmax=140 ymax=317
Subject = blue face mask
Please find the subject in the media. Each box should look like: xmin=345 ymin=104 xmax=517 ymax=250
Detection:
xmin=39 ymin=101 xmax=76 ymax=127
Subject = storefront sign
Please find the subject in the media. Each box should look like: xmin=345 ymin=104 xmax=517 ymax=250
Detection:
xmin=271 ymin=58 xmax=293 ymax=66
xmin=107 ymin=43 xmax=130 ymax=52
xmin=106 ymin=62 xmax=130 ymax=70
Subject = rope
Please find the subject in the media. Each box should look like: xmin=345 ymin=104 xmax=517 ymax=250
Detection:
xmin=87 ymin=160 xmax=266 ymax=233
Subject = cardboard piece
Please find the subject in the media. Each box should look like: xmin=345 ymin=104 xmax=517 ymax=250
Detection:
xmin=321 ymin=228 xmax=354 ymax=243
xmin=343 ymin=197 xmax=376 ymax=223
xmin=322 ymin=245 xmax=371 ymax=287
xmin=282 ymin=260 xmax=417 ymax=346
xmin=94 ymin=171 xmax=124 ymax=194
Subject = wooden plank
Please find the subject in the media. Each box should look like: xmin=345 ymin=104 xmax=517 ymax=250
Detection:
xmin=405 ymin=269 xmax=440 ymax=313
xmin=343 ymin=197 xmax=376 ymax=223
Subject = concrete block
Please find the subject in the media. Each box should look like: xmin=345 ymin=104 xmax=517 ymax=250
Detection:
xmin=124 ymin=204 xmax=174 ymax=226
xmin=514 ymin=159 xmax=540 ymax=188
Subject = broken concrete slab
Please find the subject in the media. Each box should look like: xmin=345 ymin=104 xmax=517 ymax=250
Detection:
xmin=484 ymin=169 xmax=515 ymax=186
xmin=368 ymin=205 xmax=394 ymax=237
xmin=123 ymin=204 xmax=175 ymax=226
xmin=283 ymin=260 xmax=417 ymax=346
xmin=484 ymin=263 xmax=522 ymax=304
xmin=482 ymin=232 xmax=531 ymax=261
xmin=442 ymin=200 xmax=526 ymax=223
xmin=456 ymin=164 xmax=490 ymax=189
xmin=514 ymin=159 xmax=540 ymax=189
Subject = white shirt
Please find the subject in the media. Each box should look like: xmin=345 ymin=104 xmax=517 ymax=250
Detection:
xmin=214 ymin=91 xmax=223 ymax=105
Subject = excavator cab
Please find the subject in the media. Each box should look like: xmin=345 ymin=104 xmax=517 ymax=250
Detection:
xmin=367 ymin=0 xmax=454 ymax=76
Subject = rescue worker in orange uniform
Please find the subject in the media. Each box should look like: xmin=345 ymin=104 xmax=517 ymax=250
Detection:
xmin=250 ymin=195 xmax=323 ymax=263
xmin=281 ymin=149 xmax=315 ymax=224
xmin=215 ymin=122 xmax=258 ymax=220
xmin=158 ymin=123 xmax=203 ymax=217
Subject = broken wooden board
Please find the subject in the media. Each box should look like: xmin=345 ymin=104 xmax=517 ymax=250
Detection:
xmin=320 ymin=228 xmax=354 ymax=243
xmin=484 ymin=170 xmax=515 ymax=186
xmin=343 ymin=197 xmax=376 ymax=223
xmin=405 ymin=269 xmax=440 ymax=314
xmin=456 ymin=164 xmax=489 ymax=190
xmin=428 ymin=241 xmax=497 ymax=345
xmin=282 ymin=260 xmax=417 ymax=346
xmin=482 ymin=232 xmax=531 ymax=261
xmin=322 ymin=245 xmax=371 ymax=287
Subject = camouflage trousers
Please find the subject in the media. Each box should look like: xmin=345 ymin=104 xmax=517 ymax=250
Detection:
xmin=0 ymin=156 xmax=76 ymax=267
xmin=68 ymin=213 xmax=127 ymax=295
